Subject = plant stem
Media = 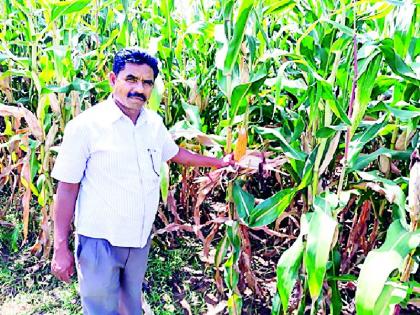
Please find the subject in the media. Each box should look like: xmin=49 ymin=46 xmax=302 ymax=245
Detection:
xmin=338 ymin=3 xmax=358 ymax=196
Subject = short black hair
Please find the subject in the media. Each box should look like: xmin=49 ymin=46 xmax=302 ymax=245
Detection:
xmin=112 ymin=49 xmax=159 ymax=79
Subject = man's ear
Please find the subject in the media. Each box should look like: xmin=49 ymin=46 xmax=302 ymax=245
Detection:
xmin=109 ymin=72 xmax=117 ymax=87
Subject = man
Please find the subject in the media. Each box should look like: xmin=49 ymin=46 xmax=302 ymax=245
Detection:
xmin=51 ymin=48 xmax=231 ymax=314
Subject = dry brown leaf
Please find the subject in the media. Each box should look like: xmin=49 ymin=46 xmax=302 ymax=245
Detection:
xmin=408 ymin=153 xmax=420 ymax=226
xmin=0 ymin=72 xmax=13 ymax=102
xmin=142 ymin=295 xmax=154 ymax=315
xmin=356 ymin=182 xmax=397 ymax=204
xmin=0 ymin=164 xmax=18 ymax=179
xmin=395 ymin=131 xmax=407 ymax=151
xmin=48 ymin=93 xmax=61 ymax=114
xmin=206 ymin=300 xmax=227 ymax=315
xmin=157 ymin=208 xmax=170 ymax=226
xmin=22 ymin=188 xmax=31 ymax=244
xmin=203 ymin=223 xmax=221 ymax=257
xmin=197 ymin=134 xmax=220 ymax=147
xmin=0 ymin=220 xmax=14 ymax=227
xmin=154 ymin=223 xmax=194 ymax=235
xmin=0 ymin=104 xmax=22 ymax=118
xmin=240 ymin=55 xmax=250 ymax=83
xmin=22 ymin=108 xmax=43 ymax=140
xmin=71 ymin=91 xmax=81 ymax=116
xmin=21 ymin=155 xmax=32 ymax=243
xmin=44 ymin=122 xmax=58 ymax=153
xmin=0 ymin=104 xmax=43 ymax=140
xmin=167 ymin=190 xmax=181 ymax=223
xmin=180 ymin=299 xmax=193 ymax=315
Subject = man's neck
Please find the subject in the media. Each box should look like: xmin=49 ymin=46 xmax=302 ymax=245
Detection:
xmin=113 ymin=97 xmax=143 ymax=124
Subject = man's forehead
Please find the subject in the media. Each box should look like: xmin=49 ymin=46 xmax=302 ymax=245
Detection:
xmin=120 ymin=63 xmax=154 ymax=77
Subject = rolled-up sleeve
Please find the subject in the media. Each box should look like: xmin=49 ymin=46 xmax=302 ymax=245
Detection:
xmin=51 ymin=119 xmax=90 ymax=183
xmin=160 ymin=123 xmax=179 ymax=163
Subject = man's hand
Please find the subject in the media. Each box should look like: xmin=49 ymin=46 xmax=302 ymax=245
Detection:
xmin=51 ymin=246 xmax=75 ymax=283
xmin=171 ymin=147 xmax=237 ymax=168
xmin=216 ymin=153 xmax=236 ymax=168
xmin=51 ymin=181 xmax=79 ymax=283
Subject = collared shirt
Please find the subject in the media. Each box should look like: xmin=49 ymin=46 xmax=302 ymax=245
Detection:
xmin=51 ymin=96 xmax=179 ymax=247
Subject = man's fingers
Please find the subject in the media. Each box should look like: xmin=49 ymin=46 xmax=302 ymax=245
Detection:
xmin=52 ymin=263 xmax=74 ymax=283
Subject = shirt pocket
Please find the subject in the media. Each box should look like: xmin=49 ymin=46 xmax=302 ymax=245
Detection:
xmin=146 ymin=147 xmax=162 ymax=182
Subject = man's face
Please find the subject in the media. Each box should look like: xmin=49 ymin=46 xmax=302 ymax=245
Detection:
xmin=109 ymin=63 xmax=155 ymax=110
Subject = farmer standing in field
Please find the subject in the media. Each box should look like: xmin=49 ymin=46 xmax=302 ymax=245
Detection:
xmin=51 ymin=48 xmax=231 ymax=314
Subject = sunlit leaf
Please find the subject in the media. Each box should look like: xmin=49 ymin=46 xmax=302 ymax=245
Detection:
xmin=304 ymin=193 xmax=338 ymax=300
xmin=249 ymin=188 xmax=296 ymax=227
xmin=232 ymin=182 xmax=254 ymax=223
xmin=224 ymin=0 xmax=254 ymax=74
xmin=355 ymin=221 xmax=420 ymax=314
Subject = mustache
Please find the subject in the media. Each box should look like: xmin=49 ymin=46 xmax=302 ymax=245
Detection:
xmin=127 ymin=92 xmax=146 ymax=101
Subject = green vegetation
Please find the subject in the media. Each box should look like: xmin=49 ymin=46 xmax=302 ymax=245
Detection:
xmin=1 ymin=0 xmax=419 ymax=314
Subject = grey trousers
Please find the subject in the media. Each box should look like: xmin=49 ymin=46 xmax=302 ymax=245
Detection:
xmin=75 ymin=234 xmax=152 ymax=315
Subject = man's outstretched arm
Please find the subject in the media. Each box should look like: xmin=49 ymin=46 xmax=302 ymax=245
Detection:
xmin=51 ymin=181 xmax=79 ymax=283
xmin=170 ymin=147 xmax=233 ymax=168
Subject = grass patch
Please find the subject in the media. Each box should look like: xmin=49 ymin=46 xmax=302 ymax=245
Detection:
xmin=0 ymin=234 xmax=216 ymax=314
xmin=145 ymin=236 xmax=216 ymax=314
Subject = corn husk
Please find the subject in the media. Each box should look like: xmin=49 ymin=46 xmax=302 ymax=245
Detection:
xmin=234 ymin=126 xmax=248 ymax=161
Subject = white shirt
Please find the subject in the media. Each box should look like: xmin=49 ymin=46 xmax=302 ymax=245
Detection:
xmin=51 ymin=96 xmax=179 ymax=247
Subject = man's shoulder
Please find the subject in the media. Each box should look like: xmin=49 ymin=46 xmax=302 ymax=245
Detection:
xmin=66 ymin=99 xmax=109 ymax=128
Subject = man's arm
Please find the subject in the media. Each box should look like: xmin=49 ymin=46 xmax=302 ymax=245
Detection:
xmin=51 ymin=181 xmax=80 ymax=283
xmin=170 ymin=147 xmax=232 ymax=168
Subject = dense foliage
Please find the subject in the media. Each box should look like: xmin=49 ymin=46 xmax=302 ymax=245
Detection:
xmin=0 ymin=0 xmax=419 ymax=314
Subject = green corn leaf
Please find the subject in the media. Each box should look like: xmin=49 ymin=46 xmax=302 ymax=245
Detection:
xmin=312 ymin=192 xmax=339 ymax=214
xmin=318 ymin=81 xmax=351 ymax=125
xmin=232 ymin=182 xmax=255 ymax=223
xmin=50 ymin=0 xmax=92 ymax=22
xmin=229 ymin=66 xmax=266 ymax=123
xmin=394 ymin=3 xmax=415 ymax=58
xmin=350 ymin=147 xmax=412 ymax=171
xmin=373 ymin=282 xmax=409 ymax=315
xmin=304 ymin=193 xmax=338 ymax=300
xmin=224 ymin=254 xmax=239 ymax=291
xmin=328 ymin=248 xmax=343 ymax=315
xmin=316 ymin=127 xmax=336 ymax=139
xmin=379 ymin=39 xmax=419 ymax=84
xmin=351 ymin=53 xmax=382 ymax=137
xmin=277 ymin=235 xmax=304 ymax=314
xmin=226 ymin=221 xmax=241 ymax=257
xmin=263 ymin=0 xmax=296 ymax=16
xmin=321 ymin=18 xmax=354 ymax=37
xmin=272 ymin=292 xmax=281 ymax=315
xmin=160 ymin=163 xmax=169 ymax=205
xmin=215 ymin=234 xmax=229 ymax=267
xmin=224 ymin=0 xmax=254 ymax=74
xmin=249 ymin=188 xmax=296 ymax=227
xmin=71 ymin=78 xmax=95 ymax=92
xmin=355 ymin=221 xmax=420 ymax=315
xmin=116 ymin=16 xmax=130 ymax=47
xmin=297 ymin=146 xmax=317 ymax=190
xmin=347 ymin=118 xmax=387 ymax=170
xmin=227 ymin=293 xmax=243 ymax=315
xmin=385 ymin=103 xmax=420 ymax=121
xmin=160 ymin=0 xmax=175 ymax=41
xmin=275 ymin=214 xmax=310 ymax=314
xmin=181 ymin=101 xmax=202 ymax=131
xmin=254 ymin=127 xmax=307 ymax=161
xmin=148 ymin=77 xmax=165 ymax=112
